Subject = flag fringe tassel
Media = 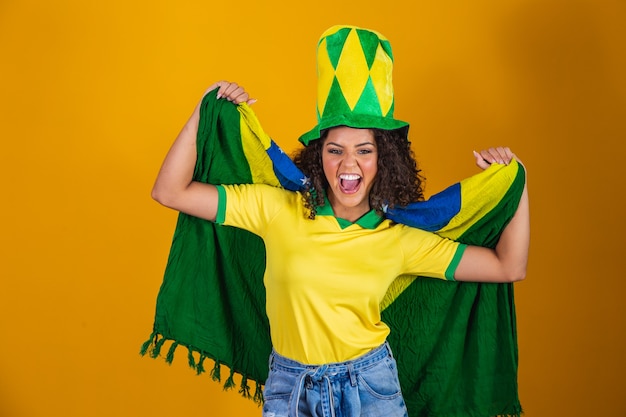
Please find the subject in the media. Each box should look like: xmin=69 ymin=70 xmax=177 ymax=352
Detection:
xmin=139 ymin=332 xmax=264 ymax=405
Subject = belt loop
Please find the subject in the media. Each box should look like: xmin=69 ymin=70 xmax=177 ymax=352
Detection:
xmin=385 ymin=341 xmax=394 ymax=359
xmin=348 ymin=363 xmax=357 ymax=387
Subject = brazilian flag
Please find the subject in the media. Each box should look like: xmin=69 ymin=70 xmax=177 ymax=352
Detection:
xmin=142 ymin=90 xmax=525 ymax=417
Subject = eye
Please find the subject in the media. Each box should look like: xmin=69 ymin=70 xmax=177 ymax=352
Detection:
xmin=327 ymin=148 xmax=342 ymax=155
xmin=357 ymin=148 xmax=374 ymax=154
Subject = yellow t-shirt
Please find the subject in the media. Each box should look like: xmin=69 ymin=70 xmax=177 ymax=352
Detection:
xmin=216 ymin=184 xmax=466 ymax=364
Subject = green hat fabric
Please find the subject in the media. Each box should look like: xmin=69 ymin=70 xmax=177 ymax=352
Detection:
xmin=299 ymin=25 xmax=409 ymax=145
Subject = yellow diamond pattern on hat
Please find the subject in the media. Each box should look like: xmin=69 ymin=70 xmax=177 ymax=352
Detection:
xmin=316 ymin=26 xmax=396 ymax=120
xmin=335 ymin=29 xmax=370 ymax=111
xmin=370 ymin=46 xmax=394 ymax=117
xmin=316 ymin=37 xmax=335 ymax=119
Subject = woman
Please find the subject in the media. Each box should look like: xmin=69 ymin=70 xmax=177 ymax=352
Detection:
xmin=152 ymin=26 xmax=529 ymax=417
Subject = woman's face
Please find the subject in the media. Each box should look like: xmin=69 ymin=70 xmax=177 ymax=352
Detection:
xmin=322 ymin=126 xmax=378 ymax=222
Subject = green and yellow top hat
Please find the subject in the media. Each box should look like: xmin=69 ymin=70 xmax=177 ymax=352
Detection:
xmin=299 ymin=25 xmax=409 ymax=145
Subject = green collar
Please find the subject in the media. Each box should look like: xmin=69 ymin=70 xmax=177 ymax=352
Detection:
xmin=315 ymin=191 xmax=384 ymax=230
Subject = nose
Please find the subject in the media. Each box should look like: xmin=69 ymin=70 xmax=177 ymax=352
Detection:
xmin=342 ymin=152 xmax=358 ymax=168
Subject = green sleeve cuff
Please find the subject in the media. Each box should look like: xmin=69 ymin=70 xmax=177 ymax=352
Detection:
xmin=215 ymin=185 xmax=227 ymax=224
xmin=445 ymin=243 xmax=467 ymax=281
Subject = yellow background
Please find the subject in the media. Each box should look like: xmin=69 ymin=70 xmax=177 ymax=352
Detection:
xmin=1 ymin=0 xmax=625 ymax=416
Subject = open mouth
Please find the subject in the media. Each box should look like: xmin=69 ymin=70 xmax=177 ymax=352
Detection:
xmin=339 ymin=174 xmax=362 ymax=194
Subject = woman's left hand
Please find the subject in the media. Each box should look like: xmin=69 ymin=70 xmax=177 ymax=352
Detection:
xmin=473 ymin=147 xmax=517 ymax=170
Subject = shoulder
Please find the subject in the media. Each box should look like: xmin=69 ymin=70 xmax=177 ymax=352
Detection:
xmin=222 ymin=183 xmax=296 ymax=195
xmin=391 ymin=222 xmax=453 ymax=246
xmin=221 ymin=183 xmax=303 ymax=207
xmin=388 ymin=221 xmax=432 ymax=236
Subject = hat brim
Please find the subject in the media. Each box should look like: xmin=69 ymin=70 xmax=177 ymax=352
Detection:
xmin=299 ymin=114 xmax=409 ymax=145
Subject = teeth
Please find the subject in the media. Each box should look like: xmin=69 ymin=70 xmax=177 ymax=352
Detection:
xmin=340 ymin=174 xmax=361 ymax=180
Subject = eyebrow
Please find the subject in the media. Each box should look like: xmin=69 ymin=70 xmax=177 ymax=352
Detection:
xmin=325 ymin=141 xmax=375 ymax=148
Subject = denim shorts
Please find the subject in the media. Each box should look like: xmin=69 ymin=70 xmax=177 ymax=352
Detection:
xmin=262 ymin=342 xmax=408 ymax=417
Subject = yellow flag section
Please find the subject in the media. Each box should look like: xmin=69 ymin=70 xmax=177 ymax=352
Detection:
xmin=439 ymin=160 xmax=525 ymax=241
xmin=237 ymin=102 xmax=281 ymax=186
xmin=381 ymin=160 xmax=525 ymax=311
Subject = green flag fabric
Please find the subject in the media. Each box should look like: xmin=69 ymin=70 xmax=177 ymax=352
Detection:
xmin=141 ymin=90 xmax=525 ymax=417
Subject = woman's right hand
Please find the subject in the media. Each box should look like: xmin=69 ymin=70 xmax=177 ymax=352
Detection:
xmin=205 ymin=81 xmax=257 ymax=105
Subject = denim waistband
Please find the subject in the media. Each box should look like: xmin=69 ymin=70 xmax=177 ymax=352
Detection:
xmin=270 ymin=341 xmax=393 ymax=376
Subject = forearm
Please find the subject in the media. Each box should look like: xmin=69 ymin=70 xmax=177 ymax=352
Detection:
xmin=151 ymin=104 xmax=201 ymax=206
xmin=494 ymin=181 xmax=530 ymax=281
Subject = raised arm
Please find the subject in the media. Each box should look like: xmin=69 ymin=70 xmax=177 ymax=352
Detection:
xmin=454 ymin=147 xmax=530 ymax=283
xmin=151 ymin=81 xmax=255 ymax=221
